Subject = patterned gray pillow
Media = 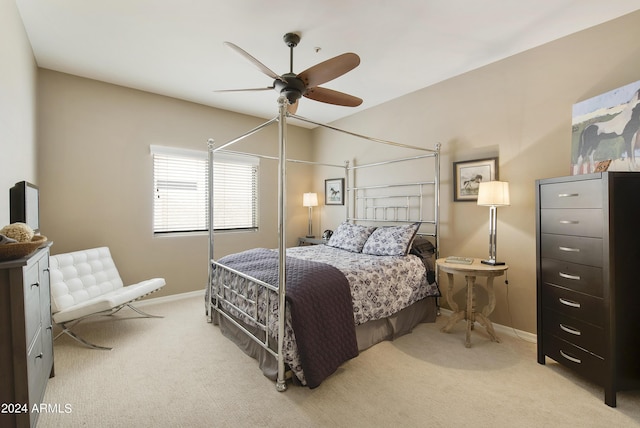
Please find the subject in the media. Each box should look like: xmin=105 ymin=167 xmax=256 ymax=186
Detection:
xmin=326 ymin=222 xmax=377 ymax=253
xmin=362 ymin=222 xmax=421 ymax=256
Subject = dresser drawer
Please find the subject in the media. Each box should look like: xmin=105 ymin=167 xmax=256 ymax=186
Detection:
xmin=543 ymin=335 xmax=604 ymax=385
xmin=540 ymin=209 xmax=603 ymax=238
xmin=541 ymin=258 xmax=603 ymax=297
xmin=541 ymin=283 xmax=604 ymax=326
xmin=540 ymin=233 xmax=602 ymax=266
xmin=539 ymin=179 xmax=603 ymax=208
xmin=543 ymin=308 xmax=604 ymax=356
xmin=23 ymin=263 xmax=42 ymax=348
xmin=27 ymin=327 xmax=44 ymax=410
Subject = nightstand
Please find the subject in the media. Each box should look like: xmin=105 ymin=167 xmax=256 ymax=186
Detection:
xmin=297 ymin=237 xmax=326 ymax=246
xmin=436 ymin=257 xmax=508 ymax=348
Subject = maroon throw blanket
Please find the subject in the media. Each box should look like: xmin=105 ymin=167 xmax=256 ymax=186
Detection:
xmin=218 ymin=248 xmax=358 ymax=388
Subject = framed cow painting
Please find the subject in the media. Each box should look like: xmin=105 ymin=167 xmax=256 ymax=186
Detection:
xmin=572 ymin=79 xmax=640 ymax=175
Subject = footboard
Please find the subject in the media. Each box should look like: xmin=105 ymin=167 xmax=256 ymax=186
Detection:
xmin=208 ymin=259 xmax=280 ymax=359
xmin=207 ymin=250 xmax=360 ymax=390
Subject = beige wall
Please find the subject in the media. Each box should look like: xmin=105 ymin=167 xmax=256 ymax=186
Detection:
xmin=10 ymin=5 xmax=640 ymax=333
xmin=310 ymin=10 xmax=640 ymax=334
xmin=0 ymin=0 xmax=38 ymax=226
xmin=37 ymin=70 xmax=314 ymax=297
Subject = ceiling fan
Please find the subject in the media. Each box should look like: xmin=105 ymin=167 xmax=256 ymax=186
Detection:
xmin=216 ymin=32 xmax=363 ymax=114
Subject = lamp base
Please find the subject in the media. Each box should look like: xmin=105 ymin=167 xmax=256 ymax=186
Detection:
xmin=306 ymin=235 xmax=315 ymax=238
xmin=481 ymin=259 xmax=505 ymax=266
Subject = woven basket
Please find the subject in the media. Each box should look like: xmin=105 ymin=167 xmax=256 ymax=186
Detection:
xmin=0 ymin=235 xmax=48 ymax=262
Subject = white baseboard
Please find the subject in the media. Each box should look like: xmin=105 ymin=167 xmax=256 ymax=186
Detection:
xmin=439 ymin=308 xmax=537 ymax=343
xmin=137 ymin=289 xmax=205 ymax=307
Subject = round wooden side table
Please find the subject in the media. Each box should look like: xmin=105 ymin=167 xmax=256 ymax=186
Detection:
xmin=436 ymin=258 xmax=509 ymax=347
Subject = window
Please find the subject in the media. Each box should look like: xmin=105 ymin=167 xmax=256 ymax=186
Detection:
xmin=151 ymin=145 xmax=258 ymax=234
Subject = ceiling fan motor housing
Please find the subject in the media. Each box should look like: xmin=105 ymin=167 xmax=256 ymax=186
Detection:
xmin=274 ymin=72 xmax=306 ymax=104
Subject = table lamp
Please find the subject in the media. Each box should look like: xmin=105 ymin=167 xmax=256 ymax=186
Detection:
xmin=302 ymin=192 xmax=318 ymax=238
xmin=477 ymin=181 xmax=510 ymax=265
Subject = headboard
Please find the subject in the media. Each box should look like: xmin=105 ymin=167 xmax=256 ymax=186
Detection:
xmin=346 ymin=150 xmax=440 ymax=255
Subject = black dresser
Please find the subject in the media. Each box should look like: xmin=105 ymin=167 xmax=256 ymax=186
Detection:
xmin=535 ymin=172 xmax=640 ymax=407
xmin=0 ymin=245 xmax=54 ymax=427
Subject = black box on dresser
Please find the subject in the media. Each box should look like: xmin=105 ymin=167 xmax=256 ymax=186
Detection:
xmin=535 ymin=172 xmax=640 ymax=407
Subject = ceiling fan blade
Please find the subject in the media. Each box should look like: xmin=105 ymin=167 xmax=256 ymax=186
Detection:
xmin=214 ymin=87 xmax=274 ymax=93
xmin=304 ymin=87 xmax=363 ymax=107
xmin=298 ymin=53 xmax=360 ymax=88
xmin=287 ymin=100 xmax=299 ymax=114
xmin=223 ymin=42 xmax=285 ymax=82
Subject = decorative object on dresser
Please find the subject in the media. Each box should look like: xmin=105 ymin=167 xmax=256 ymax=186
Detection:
xmin=437 ymin=258 xmax=508 ymax=347
xmin=477 ymin=181 xmax=510 ymax=265
xmin=535 ymin=172 xmax=640 ymax=407
xmin=302 ymin=192 xmax=318 ymax=237
xmin=0 ymin=244 xmax=54 ymax=428
xmin=571 ymin=79 xmax=640 ymax=175
xmin=10 ymin=181 xmax=40 ymax=233
xmin=48 ymin=247 xmax=166 ymax=350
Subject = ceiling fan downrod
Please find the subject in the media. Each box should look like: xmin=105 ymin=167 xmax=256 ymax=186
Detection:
xmin=283 ymin=32 xmax=300 ymax=74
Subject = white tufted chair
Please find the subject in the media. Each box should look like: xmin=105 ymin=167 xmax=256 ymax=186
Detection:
xmin=49 ymin=247 xmax=165 ymax=350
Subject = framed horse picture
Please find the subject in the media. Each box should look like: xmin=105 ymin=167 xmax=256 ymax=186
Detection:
xmin=453 ymin=157 xmax=498 ymax=202
xmin=325 ymin=178 xmax=344 ymax=205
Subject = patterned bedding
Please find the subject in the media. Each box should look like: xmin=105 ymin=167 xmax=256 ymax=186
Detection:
xmin=211 ymin=244 xmax=438 ymax=386
xmin=286 ymin=244 xmax=439 ymax=325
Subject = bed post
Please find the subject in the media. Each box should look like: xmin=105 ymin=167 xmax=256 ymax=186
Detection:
xmin=276 ymin=96 xmax=288 ymax=392
xmin=344 ymin=160 xmax=350 ymax=222
xmin=207 ymin=138 xmax=215 ymax=322
xmin=434 ymin=143 xmax=441 ymax=260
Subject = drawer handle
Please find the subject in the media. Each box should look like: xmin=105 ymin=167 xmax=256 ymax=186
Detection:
xmin=560 ymin=350 xmax=581 ymax=364
xmin=559 ymin=220 xmax=579 ymax=224
xmin=559 ymin=246 xmax=580 ymax=253
xmin=558 ymin=193 xmax=579 ymax=198
xmin=559 ymin=298 xmax=581 ymax=308
xmin=31 ymin=281 xmax=40 ymax=288
xmin=559 ymin=323 xmax=581 ymax=336
xmin=559 ymin=272 xmax=581 ymax=281
xmin=35 ymin=353 xmax=43 ymax=359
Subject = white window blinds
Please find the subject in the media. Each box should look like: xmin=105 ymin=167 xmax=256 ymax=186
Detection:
xmin=151 ymin=146 xmax=258 ymax=234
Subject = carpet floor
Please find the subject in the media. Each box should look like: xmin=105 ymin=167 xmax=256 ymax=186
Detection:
xmin=38 ymin=294 xmax=640 ymax=427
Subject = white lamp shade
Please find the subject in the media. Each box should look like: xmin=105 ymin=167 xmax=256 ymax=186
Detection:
xmin=477 ymin=181 xmax=510 ymax=206
xmin=303 ymin=192 xmax=318 ymax=207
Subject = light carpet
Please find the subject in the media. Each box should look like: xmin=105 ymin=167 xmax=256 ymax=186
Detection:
xmin=38 ymin=294 xmax=640 ymax=428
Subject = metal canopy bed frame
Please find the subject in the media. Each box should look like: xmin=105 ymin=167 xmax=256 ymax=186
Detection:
xmin=206 ymin=97 xmax=440 ymax=391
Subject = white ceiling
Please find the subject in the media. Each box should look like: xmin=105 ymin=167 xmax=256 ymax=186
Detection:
xmin=15 ymin=0 xmax=640 ymax=128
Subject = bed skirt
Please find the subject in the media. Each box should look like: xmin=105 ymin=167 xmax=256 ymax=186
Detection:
xmin=211 ymin=296 xmax=438 ymax=384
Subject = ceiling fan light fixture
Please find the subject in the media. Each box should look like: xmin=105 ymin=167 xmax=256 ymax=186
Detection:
xmin=283 ymin=89 xmax=301 ymax=104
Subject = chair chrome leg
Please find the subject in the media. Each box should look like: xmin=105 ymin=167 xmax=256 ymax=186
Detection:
xmin=125 ymin=304 xmax=164 ymax=318
xmin=56 ymin=323 xmax=112 ymax=350
xmin=53 ymin=303 xmax=163 ymax=350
